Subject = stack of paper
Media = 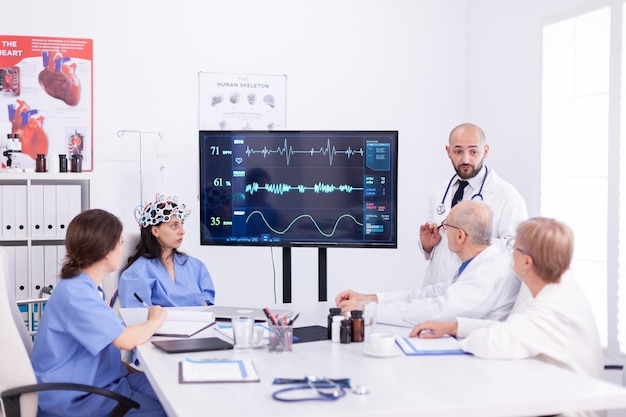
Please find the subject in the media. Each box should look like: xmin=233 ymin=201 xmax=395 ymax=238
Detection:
xmin=156 ymin=310 xmax=215 ymax=337
xmin=119 ymin=308 xmax=215 ymax=338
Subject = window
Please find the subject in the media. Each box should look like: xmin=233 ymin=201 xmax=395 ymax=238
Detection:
xmin=541 ymin=7 xmax=614 ymax=349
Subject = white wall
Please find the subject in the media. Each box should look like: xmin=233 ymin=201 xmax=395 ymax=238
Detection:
xmin=6 ymin=0 xmax=596 ymax=321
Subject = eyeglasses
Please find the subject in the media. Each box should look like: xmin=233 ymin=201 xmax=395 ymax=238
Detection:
xmin=506 ymin=239 xmax=532 ymax=258
xmin=439 ymin=218 xmax=469 ymax=236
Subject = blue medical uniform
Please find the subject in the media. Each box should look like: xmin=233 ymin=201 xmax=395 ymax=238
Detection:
xmin=31 ymin=273 xmax=166 ymax=417
xmin=119 ymin=253 xmax=215 ymax=308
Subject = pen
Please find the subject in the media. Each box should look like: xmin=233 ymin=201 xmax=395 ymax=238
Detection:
xmin=287 ymin=313 xmax=300 ymax=326
xmin=134 ymin=292 xmax=151 ymax=309
xmin=263 ymin=307 xmax=279 ymax=326
xmin=214 ymin=326 xmax=234 ymax=341
xmin=264 ymin=306 xmax=289 ymax=350
xmin=402 ymin=318 xmax=435 ymax=336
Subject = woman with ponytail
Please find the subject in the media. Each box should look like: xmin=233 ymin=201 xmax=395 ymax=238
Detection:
xmin=31 ymin=209 xmax=168 ymax=417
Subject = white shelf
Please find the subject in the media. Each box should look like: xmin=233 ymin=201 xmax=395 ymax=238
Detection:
xmin=0 ymin=176 xmax=91 ymax=302
xmin=0 ymin=171 xmax=93 ymax=180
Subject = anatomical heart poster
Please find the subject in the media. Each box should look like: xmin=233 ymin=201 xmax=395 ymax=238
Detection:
xmin=0 ymin=35 xmax=93 ymax=171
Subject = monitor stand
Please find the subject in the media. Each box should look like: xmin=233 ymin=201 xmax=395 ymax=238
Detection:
xmin=282 ymin=247 xmax=327 ymax=303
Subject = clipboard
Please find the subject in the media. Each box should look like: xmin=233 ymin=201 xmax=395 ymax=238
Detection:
xmin=179 ymin=357 xmax=260 ymax=383
xmin=396 ymin=336 xmax=466 ymax=356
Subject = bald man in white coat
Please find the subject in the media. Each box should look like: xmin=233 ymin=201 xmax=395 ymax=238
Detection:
xmin=336 ymin=200 xmax=520 ymax=327
xmin=419 ymin=123 xmax=528 ymax=297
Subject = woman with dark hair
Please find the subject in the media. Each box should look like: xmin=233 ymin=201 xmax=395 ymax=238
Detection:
xmin=118 ymin=194 xmax=215 ymax=308
xmin=410 ymin=217 xmax=603 ymax=380
xmin=31 ymin=209 xmax=168 ymax=416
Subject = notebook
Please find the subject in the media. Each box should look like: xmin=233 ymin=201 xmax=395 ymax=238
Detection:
xmin=119 ymin=308 xmax=216 ymax=337
xmin=153 ymin=321 xmax=213 ymax=338
xmin=204 ymin=305 xmax=293 ymax=322
xmin=152 ymin=337 xmax=233 ymax=353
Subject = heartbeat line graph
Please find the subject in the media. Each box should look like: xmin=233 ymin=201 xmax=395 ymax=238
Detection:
xmin=244 ymin=138 xmax=364 ymax=166
xmin=246 ymin=211 xmax=363 ymax=237
xmin=245 ymin=182 xmax=363 ymax=195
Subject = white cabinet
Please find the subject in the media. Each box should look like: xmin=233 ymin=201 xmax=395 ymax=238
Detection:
xmin=0 ymin=173 xmax=91 ymax=301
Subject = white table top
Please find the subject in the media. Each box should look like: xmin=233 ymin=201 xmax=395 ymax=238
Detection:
xmin=131 ymin=318 xmax=626 ymax=417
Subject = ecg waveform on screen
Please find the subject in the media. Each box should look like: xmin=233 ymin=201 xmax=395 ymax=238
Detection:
xmin=245 ymin=210 xmax=363 ymax=237
xmin=244 ymin=138 xmax=364 ymax=166
xmin=245 ymin=182 xmax=363 ymax=195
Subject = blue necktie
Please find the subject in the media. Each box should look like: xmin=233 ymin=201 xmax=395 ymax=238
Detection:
xmin=452 ymin=258 xmax=473 ymax=284
xmin=451 ymin=180 xmax=468 ymax=207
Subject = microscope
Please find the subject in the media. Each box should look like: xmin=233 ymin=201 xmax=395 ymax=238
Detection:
xmin=2 ymin=133 xmax=22 ymax=171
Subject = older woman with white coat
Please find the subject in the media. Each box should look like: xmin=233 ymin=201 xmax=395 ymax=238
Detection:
xmin=410 ymin=217 xmax=603 ymax=381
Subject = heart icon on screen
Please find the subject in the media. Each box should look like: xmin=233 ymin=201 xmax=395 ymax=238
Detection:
xmin=235 ymin=157 xmax=243 ymax=164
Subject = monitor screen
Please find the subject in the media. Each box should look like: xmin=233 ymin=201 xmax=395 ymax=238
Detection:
xmin=199 ymin=130 xmax=398 ymax=248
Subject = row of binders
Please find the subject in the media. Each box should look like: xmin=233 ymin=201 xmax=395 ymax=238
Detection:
xmin=1 ymin=184 xmax=82 ymax=239
xmin=5 ymin=244 xmax=65 ymax=301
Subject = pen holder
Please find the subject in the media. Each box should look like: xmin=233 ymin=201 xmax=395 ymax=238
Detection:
xmin=268 ymin=324 xmax=293 ymax=353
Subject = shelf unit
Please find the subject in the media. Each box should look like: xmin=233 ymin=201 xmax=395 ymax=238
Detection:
xmin=0 ymin=172 xmax=91 ymax=332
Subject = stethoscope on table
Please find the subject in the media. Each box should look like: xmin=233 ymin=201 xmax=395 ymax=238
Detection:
xmin=436 ymin=166 xmax=489 ymax=216
xmin=271 ymin=376 xmax=352 ymax=402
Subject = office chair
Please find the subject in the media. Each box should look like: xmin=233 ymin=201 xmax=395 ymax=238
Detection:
xmin=0 ymin=247 xmax=140 ymax=417
xmin=102 ymin=231 xmax=140 ymax=312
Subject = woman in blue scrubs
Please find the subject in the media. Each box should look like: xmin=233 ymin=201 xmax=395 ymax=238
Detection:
xmin=31 ymin=209 xmax=168 ymax=417
xmin=118 ymin=194 xmax=215 ymax=308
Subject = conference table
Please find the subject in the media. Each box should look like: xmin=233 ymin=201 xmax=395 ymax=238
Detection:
xmin=126 ymin=309 xmax=626 ymax=417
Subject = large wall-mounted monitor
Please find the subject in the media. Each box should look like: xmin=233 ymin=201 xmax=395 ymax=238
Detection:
xmin=199 ymin=130 xmax=398 ymax=248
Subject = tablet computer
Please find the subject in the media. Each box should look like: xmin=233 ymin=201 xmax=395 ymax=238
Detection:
xmin=152 ymin=337 xmax=233 ymax=353
xmin=293 ymin=325 xmax=328 ymax=343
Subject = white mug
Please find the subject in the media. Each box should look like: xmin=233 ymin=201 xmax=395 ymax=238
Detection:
xmin=369 ymin=332 xmax=396 ymax=355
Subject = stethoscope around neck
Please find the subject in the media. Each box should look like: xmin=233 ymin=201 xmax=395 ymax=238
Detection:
xmin=436 ymin=166 xmax=489 ymax=216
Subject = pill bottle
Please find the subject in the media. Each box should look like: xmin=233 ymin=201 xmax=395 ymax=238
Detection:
xmin=350 ymin=310 xmax=364 ymax=343
xmin=331 ymin=315 xmax=343 ymax=343
xmin=327 ymin=307 xmax=342 ymax=339
xmin=340 ymin=319 xmax=351 ymax=344
xmin=70 ymin=154 xmax=83 ymax=173
xmin=36 ymin=154 xmax=47 ymax=172
xmin=59 ymin=154 xmax=68 ymax=172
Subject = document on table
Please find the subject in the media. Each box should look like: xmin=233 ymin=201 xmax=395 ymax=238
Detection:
xmin=119 ymin=307 xmax=216 ymax=337
xmin=179 ymin=356 xmax=260 ymax=383
xmin=396 ymin=336 xmax=465 ymax=356
xmin=156 ymin=319 xmax=214 ymax=338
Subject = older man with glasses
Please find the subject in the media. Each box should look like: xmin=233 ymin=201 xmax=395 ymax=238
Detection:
xmin=335 ymin=200 xmax=520 ymax=327
xmin=410 ymin=217 xmax=603 ymax=381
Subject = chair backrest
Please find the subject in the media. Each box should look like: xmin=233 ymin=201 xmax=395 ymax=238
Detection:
xmin=101 ymin=232 xmax=140 ymax=365
xmin=0 ymin=247 xmax=38 ymax=417
xmin=102 ymin=231 xmax=140 ymax=312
